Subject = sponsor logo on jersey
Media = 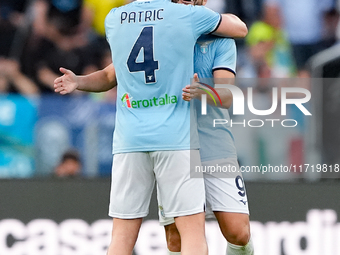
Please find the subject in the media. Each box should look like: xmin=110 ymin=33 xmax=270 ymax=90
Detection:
xmin=121 ymin=93 xmax=178 ymax=109
xmin=121 ymin=93 xmax=132 ymax=108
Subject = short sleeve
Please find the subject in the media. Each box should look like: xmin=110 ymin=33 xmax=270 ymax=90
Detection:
xmin=104 ymin=8 xmax=118 ymax=42
xmin=190 ymin=5 xmax=221 ymax=38
xmin=212 ymin=39 xmax=237 ymax=75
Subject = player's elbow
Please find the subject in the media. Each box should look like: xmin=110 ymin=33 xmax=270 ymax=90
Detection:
xmin=232 ymin=21 xmax=248 ymax=38
xmin=239 ymin=24 xmax=248 ymax=38
xmin=229 ymin=14 xmax=248 ymax=35
xmin=220 ymin=14 xmax=248 ymax=38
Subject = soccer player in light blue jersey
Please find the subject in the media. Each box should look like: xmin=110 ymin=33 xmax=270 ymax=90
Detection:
xmin=158 ymin=1 xmax=254 ymax=255
xmin=54 ymin=1 xmax=247 ymax=254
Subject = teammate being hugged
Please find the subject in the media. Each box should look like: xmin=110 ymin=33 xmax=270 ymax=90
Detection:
xmin=158 ymin=1 xmax=255 ymax=255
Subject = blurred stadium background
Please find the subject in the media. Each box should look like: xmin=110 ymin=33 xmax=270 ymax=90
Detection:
xmin=1 ymin=0 xmax=340 ymax=254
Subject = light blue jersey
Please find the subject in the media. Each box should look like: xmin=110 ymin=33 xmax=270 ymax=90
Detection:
xmin=194 ymin=35 xmax=238 ymax=162
xmin=105 ymin=0 xmax=221 ymax=154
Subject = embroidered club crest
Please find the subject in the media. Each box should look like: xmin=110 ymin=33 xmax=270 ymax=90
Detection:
xmin=199 ymin=40 xmax=214 ymax=54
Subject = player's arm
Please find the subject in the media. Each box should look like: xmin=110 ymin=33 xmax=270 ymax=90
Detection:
xmin=212 ymin=69 xmax=235 ymax=108
xmin=54 ymin=63 xmax=117 ymax=95
xmin=213 ymin=14 xmax=248 ymax=38
xmin=192 ymin=5 xmax=247 ymax=39
xmin=183 ymin=37 xmax=237 ymax=108
xmin=209 ymin=38 xmax=237 ymax=108
xmin=182 ymin=72 xmax=234 ymax=109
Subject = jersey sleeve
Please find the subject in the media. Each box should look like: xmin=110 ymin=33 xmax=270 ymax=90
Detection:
xmin=104 ymin=8 xmax=118 ymax=42
xmin=190 ymin=5 xmax=221 ymax=38
xmin=212 ymin=39 xmax=237 ymax=75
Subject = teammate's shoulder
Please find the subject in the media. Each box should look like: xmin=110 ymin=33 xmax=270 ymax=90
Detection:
xmin=211 ymin=36 xmax=236 ymax=48
xmin=198 ymin=34 xmax=234 ymax=43
xmin=218 ymin=37 xmax=236 ymax=45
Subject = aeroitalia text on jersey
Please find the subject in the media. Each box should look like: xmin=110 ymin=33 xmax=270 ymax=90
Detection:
xmin=121 ymin=93 xmax=178 ymax=109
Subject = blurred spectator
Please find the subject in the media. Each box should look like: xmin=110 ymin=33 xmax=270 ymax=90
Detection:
xmin=335 ymin=0 xmax=340 ymax=42
xmin=0 ymin=0 xmax=39 ymax=95
xmin=79 ymin=0 xmax=130 ymax=82
xmin=264 ymin=0 xmax=335 ymax=75
xmin=32 ymin=0 xmax=90 ymax=40
xmin=0 ymin=57 xmax=39 ymax=95
xmin=25 ymin=14 xmax=99 ymax=93
xmin=205 ymin=0 xmax=226 ymax=13
xmin=225 ymin=0 xmax=260 ymax=26
xmin=22 ymin=0 xmax=114 ymax=93
xmin=238 ymin=5 xmax=295 ymax=78
xmin=0 ymin=0 xmax=30 ymax=57
xmin=83 ymin=0 xmax=129 ymax=37
xmin=54 ymin=149 xmax=81 ymax=178
xmin=323 ymin=8 xmax=339 ymax=48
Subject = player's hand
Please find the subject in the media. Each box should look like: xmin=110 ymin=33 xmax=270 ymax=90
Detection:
xmin=54 ymin=67 xmax=78 ymax=95
xmin=182 ymin=73 xmax=200 ymax=101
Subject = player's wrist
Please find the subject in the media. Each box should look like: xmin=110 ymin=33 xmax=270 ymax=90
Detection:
xmin=75 ymin=75 xmax=84 ymax=91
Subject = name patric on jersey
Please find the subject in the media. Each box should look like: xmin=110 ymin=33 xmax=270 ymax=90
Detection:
xmin=121 ymin=9 xmax=164 ymax=24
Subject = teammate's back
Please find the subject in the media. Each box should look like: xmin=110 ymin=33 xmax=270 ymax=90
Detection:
xmin=105 ymin=0 xmax=221 ymax=153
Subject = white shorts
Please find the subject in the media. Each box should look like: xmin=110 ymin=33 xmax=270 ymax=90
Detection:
xmin=159 ymin=157 xmax=249 ymax=226
xmin=109 ymin=150 xmax=205 ymax=219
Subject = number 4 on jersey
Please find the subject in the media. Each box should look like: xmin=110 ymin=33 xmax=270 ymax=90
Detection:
xmin=127 ymin=26 xmax=159 ymax=84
